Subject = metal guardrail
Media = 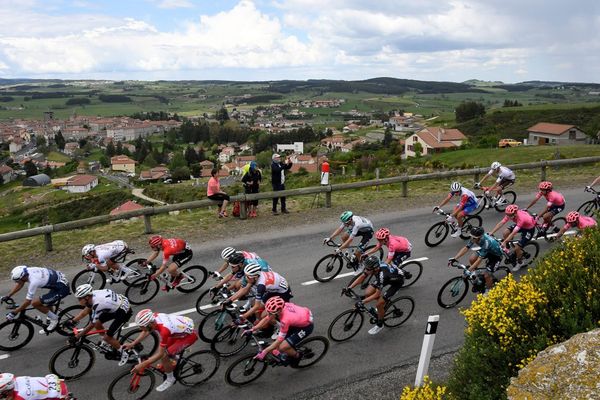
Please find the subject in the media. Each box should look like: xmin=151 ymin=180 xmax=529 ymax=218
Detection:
xmin=2 ymin=156 xmax=599 ymax=251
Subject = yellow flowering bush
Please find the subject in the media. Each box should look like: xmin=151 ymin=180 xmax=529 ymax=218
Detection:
xmin=400 ymin=376 xmax=448 ymax=400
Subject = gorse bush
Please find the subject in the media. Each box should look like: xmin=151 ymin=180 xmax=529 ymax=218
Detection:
xmin=447 ymin=228 xmax=600 ymax=399
xmin=400 ymin=376 xmax=448 ymax=400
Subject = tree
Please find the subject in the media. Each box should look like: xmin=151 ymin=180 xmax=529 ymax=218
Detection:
xmin=413 ymin=142 xmax=423 ymax=157
xmin=383 ymin=128 xmax=393 ymax=147
xmin=0 ymin=174 xmax=4 ymax=185
xmin=99 ymin=155 xmax=110 ymax=168
xmin=190 ymin=163 xmax=202 ymax=178
xmin=116 ymin=141 xmax=123 ymax=155
xmin=105 ymin=141 xmax=116 ymax=158
xmin=184 ymin=146 xmax=199 ymax=166
xmin=455 ymin=101 xmax=486 ymax=122
xmin=169 ymin=153 xmax=187 ymax=170
xmin=78 ymin=138 xmax=87 ymax=148
xmin=215 ymin=107 xmax=230 ymax=124
xmin=171 ymin=166 xmax=191 ymax=181
xmin=24 ymin=160 xmax=38 ymax=177
xmin=54 ymin=131 xmax=66 ymax=151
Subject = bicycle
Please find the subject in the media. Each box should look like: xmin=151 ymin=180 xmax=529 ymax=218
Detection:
xmin=71 ymin=248 xmax=145 ymax=292
xmin=224 ymin=332 xmax=329 ymax=387
xmin=345 ymin=256 xmax=424 ymax=290
xmin=0 ymin=297 xmax=88 ymax=351
xmin=531 ymin=212 xmax=566 ymax=242
xmin=194 ymin=272 xmax=235 ymax=317
xmin=327 ymin=289 xmax=415 ymax=342
xmin=437 ymin=260 xmax=511 ymax=308
xmin=313 ymin=239 xmax=383 ymax=282
xmin=211 ymin=319 xmax=278 ymax=358
xmin=124 ymin=261 xmax=208 ymax=305
xmin=49 ymin=326 xmax=160 ymax=380
xmin=197 ymin=302 xmax=243 ymax=343
xmin=577 ymin=186 xmax=600 ymax=216
xmin=472 ymin=183 xmax=517 ymax=215
xmin=107 ymin=349 xmax=220 ymax=399
xmin=425 ymin=209 xmax=482 ymax=247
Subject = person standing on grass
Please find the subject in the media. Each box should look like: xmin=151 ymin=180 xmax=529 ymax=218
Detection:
xmin=242 ymin=161 xmax=262 ymax=218
xmin=207 ymin=168 xmax=229 ymax=217
xmin=271 ymin=153 xmax=293 ymax=215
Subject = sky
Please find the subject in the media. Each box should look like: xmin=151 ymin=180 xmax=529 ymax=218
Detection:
xmin=0 ymin=0 xmax=598 ymax=83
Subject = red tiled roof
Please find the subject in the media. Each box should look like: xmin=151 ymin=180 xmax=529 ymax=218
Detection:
xmin=110 ymin=200 xmax=144 ymax=215
xmin=290 ymin=163 xmax=318 ymax=173
xmin=527 ymin=122 xmax=575 ymax=135
xmin=66 ymin=175 xmax=97 ymax=186
xmin=111 ymin=155 xmax=136 ymax=165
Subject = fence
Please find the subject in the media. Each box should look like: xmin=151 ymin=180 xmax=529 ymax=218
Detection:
xmin=2 ymin=156 xmax=599 ymax=251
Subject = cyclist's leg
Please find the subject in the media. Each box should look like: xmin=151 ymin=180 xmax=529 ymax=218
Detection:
xmin=102 ymin=309 xmax=131 ymax=350
xmin=282 ymin=323 xmax=314 ymax=358
xmin=515 ymin=229 xmax=533 ymax=261
xmin=355 ymin=229 xmax=373 ymax=258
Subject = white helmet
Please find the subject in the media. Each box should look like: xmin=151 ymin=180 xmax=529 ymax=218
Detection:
xmin=221 ymin=247 xmax=236 ymax=261
xmin=450 ymin=182 xmax=462 ymax=192
xmin=82 ymin=244 xmax=95 ymax=257
xmin=74 ymin=284 xmax=93 ymax=298
xmin=491 ymin=161 xmax=501 ymax=170
xmin=135 ymin=309 xmax=155 ymax=327
xmin=244 ymin=262 xmax=262 ymax=277
xmin=10 ymin=266 xmax=28 ymax=282
xmin=0 ymin=373 xmax=15 ymax=393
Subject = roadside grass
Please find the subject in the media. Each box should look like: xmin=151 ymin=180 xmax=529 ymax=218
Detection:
xmin=46 ymin=151 xmax=71 ymax=162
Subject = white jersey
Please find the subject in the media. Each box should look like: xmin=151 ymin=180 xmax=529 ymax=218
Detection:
xmin=256 ymin=271 xmax=289 ymax=294
xmin=154 ymin=313 xmax=195 ymax=336
xmin=90 ymin=289 xmax=130 ymax=322
xmin=94 ymin=240 xmax=128 ymax=264
xmin=13 ymin=374 xmax=67 ymax=400
xmin=489 ymin=166 xmax=515 ymax=182
xmin=340 ymin=215 xmax=374 ymax=236
xmin=25 ymin=267 xmax=67 ymax=301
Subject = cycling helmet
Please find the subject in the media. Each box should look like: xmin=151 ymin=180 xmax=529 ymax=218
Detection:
xmin=221 ymin=246 xmax=236 ymax=260
xmin=450 ymin=182 xmax=462 ymax=192
xmin=375 ymin=228 xmax=390 ymax=240
xmin=363 ymin=255 xmax=380 ymax=270
xmin=505 ymin=204 xmax=519 ymax=215
xmin=243 ymin=262 xmax=262 ymax=277
xmin=566 ymin=211 xmax=580 ymax=224
xmin=74 ymin=284 xmax=93 ymax=298
xmin=149 ymin=235 xmax=162 ymax=248
xmin=470 ymin=226 xmax=484 ymax=238
xmin=491 ymin=161 xmax=501 ymax=170
xmin=135 ymin=309 xmax=155 ymax=327
xmin=228 ymin=251 xmax=245 ymax=265
xmin=0 ymin=373 xmax=15 ymax=393
xmin=10 ymin=266 xmax=28 ymax=282
xmin=265 ymin=296 xmax=285 ymax=313
xmin=340 ymin=211 xmax=353 ymax=223
xmin=81 ymin=244 xmax=95 ymax=257
xmin=539 ymin=181 xmax=553 ymax=191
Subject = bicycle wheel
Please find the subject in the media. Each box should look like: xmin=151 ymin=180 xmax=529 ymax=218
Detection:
xmin=294 ymin=336 xmax=329 ymax=369
xmin=0 ymin=320 xmax=34 ymax=351
xmin=473 ymin=195 xmax=486 ymax=215
xmin=364 ymin=244 xmax=384 ymax=260
xmin=198 ymin=310 xmax=235 ymax=343
xmin=520 ymin=242 xmax=540 ymax=268
xmin=195 ymin=289 xmax=221 ymax=316
xmin=383 ymin=296 xmax=415 ymax=328
xmin=49 ymin=344 xmax=95 ymax=380
xmin=176 ymin=350 xmax=220 ymax=386
xmin=125 ymin=277 xmax=159 ymax=305
xmin=313 ymin=254 xmax=343 ymax=282
xmin=548 ymin=217 xmax=567 ymax=241
xmin=56 ymin=305 xmax=87 ymax=336
xmin=425 ymin=222 xmax=449 ymax=247
xmin=108 ymin=370 xmax=155 ymax=400
xmin=120 ymin=328 xmax=160 ymax=358
xmin=225 ymin=353 xmax=268 ymax=387
xmin=494 ymin=191 xmax=516 ymax=212
xmin=399 ymin=261 xmax=423 ymax=288
xmin=70 ymin=270 xmax=106 ymax=293
xmin=577 ymin=200 xmax=599 ymax=217
xmin=176 ymin=265 xmax=208 ymax=293
xmin=460 ymin=215 xmax=482 ymax=239
xmin=437 ymin=277 xmax=469 ymax=308
xmin=211 ymin=325 xmax=250 ymax=357
xmin=122 ymin=258 xmax=146 ymax=287
xmin=492 ymin=266 xmax=511 ymax=283
xmin=327 ymin=309 xmax=364 ymax=342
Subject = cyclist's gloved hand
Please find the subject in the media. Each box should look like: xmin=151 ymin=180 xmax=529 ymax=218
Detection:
xmin=432 ymin=206 xmax=440 ymax=213
xmin=448 ymin=258 xmax=457 ymax=265
xmin=585 ymin=186 xmax=591 ymax=191
xmin=63 ymin=319 xmax=76 ymax=329
xmin=221 ymin=299 xmax=233 ymax=308
xmin=233 ymin=317 xmax=246 ymax=326
xmin=86 ymin=263 xmax=96 ymax=271
xmin=254 ymin=350 xmax=268 ymax=361
xmin=211 ymin=271 xmax=222 ymax=280
xmin=323 ymin=237 xmax=330 ymax=245
xmin=334 ymin=247 xmax=342 ymax=254
xmin=242 ymin=329 xmax=253 ymax=337
xmin=0 ymin=296 xmax=7 ymax=303
xmin=354 ymin=300 xmax=364 ymax=309
xmin=341 ymin=287 xmax=349 ymax=297
xmin=6 ymin=312 xmax=16 ymax=321
xmin=209 ymin=286 xmax=220 ymax=295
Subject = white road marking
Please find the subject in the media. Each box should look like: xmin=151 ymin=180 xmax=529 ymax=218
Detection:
xmin=0 ymin=354 xmax=9 ymax=360
xmin=301 ymin=257 xmax=429 ymax=286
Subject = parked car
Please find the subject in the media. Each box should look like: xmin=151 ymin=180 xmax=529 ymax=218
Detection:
xmin=499 ymin=138 xmax=523 ymax=148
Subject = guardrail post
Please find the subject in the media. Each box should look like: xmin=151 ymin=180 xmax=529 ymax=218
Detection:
xmin=375 ymin=168 xmax=380 ymax=191
xmin=44 ymin=232 xmax=53 ymax=252
xmin=325 ymin=189 xmax=332 ymax=208
xmin=540 ymin=160 xmax=547 ymax=181
xmin=474 ymin=168 xmax=480 ymax=185
xmin=402 ymin=181 xmax=408 ymax=197
xmin=143 ymin=215 xmax=153 ymax=234
xmin=240 ymin=199 xmax=248 ymax=220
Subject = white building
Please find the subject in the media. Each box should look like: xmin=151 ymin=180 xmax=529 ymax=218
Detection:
xmin=59 ymin=175 xmax=98 ymax=193
xmin=276 ymin=142 xmax=304 ymax=154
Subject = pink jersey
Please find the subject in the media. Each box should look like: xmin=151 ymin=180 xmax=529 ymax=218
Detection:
xmin=276 ymin=302 xmax=313 ymax=341
xmin=161 ymin=238 xmax=187 ymax=262
xmin=501 ymin=210 xmax=536 ymax=231
xmin=535 ymin=190 xmax=565 ymax=207
xmin=386 ymin=235 xmax=412 ymax=257
xmin=565 ymin=215 xmax=597 ymax=230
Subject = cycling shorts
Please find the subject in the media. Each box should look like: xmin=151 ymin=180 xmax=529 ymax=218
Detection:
xmin=355 ymin=229 xmax=374 ymax=251
xmin=391 ymin=252 xmax=411 ymax=267
xmin=548 ymin=203 xmax=565 ymax=216
xmin=261 ymin=288 xmax=293 ymax=304
xmin=99 ymin=308 xmax=132 ymax=337
xmin=172 ymin=248 xmax=193 ymax=268
xmin=484 ymin=254 xmax=503 ymax=273
xmin=40 ymin=283 xmax=70 ymax=306
xmin=460 ymin=202 xmax=478 ymax=215
xmin=498 ymin=178 xmax=515 ymax=188
xmin=285 ymin=322 xmax=314 ymax=348
xmin=164 ymin=332 xmax=199 ymax=357
xmin=509 ymin=225 xmax=534 ymax=248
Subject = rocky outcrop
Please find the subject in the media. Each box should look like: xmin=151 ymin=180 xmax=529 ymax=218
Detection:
xmin=507 ymin=328 xmax=600 ymax=399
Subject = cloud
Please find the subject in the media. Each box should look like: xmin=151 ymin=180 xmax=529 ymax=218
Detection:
xmin=155 ymin=0 xmax=194 ymax=9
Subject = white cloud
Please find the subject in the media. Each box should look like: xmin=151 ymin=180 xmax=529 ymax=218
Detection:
xmin=156 ymin=0 xmax=194 ymax=9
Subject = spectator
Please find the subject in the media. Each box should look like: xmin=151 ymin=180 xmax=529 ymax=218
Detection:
xmin=207 ymin=168 xmax=229 ymax=217
xmin=271 ymin=153 xmax=293 ymax=215
xmin=242 ymin=161 xmax=262 ymax=218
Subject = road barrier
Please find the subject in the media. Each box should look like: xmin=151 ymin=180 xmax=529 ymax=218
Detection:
xmin=1 ymin=156 xmax=599 ymax=251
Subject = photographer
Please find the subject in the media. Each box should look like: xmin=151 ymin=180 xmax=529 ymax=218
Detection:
xmin=271 ymin=153 xmax=292 ymax=215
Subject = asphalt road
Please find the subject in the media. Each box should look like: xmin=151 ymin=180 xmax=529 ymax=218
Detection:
xmin=0 ymin=187 xmax=592 ymax=400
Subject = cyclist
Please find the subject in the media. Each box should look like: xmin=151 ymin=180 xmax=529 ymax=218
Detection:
xmin=346 ymin=255 xmax=404 ymax=335
xmin=555 ymin=211 xmax=597 ymax=240
xmin=324 ymin=211 xmax=374 ymax=268
xmin=246 ymin=296 xmax=313 ymax=367
xmin=0 ymin=373 xmax=73 ymax=399
xmin=81 ymin=240 xmax=135 ymax=284
xmin=433 ymin=182 xmax=478 ymax=238
xmin=449 ymin=227 xmax=504 ymax=293
xmin=476 ymin=161 xmax=515 ymax=205
xmin=69 ymin=284 xmax=132 ymax=365
xmin=123 ymin=309 xmax=198 ymax=392
xmin=587 ymin=175 xmax=600 ymax=189
xmin=362 ymin=228 xmax=412 ymax=278
xmin=146 ymin=235 xmax=193 ymax=291
xmin=524 ymin=181 xmax=565 ymax=237
xmin=211 ymin=251 xmax=270 ymax=293
xmin=489 ymin=205 xmax=536 ymax=272
xmin=1 ymin=266 xmax=69 ymax=332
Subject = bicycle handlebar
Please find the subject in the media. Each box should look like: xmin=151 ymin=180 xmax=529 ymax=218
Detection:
xmin=1 ymin=297 xmax=16 ymax=309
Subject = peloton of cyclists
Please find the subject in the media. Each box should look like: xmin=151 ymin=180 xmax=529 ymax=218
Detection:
xmin=475 ymin=161 xmax=515 ymax=205
xmin=361 ymin=228 xmax=412 ymax=278
xmin=0 ymin=373 xmax=74 ymax=400
xmin=554 ymin=211 xmax=597 ymax=240
xmin=324 ymin=211 xmax=374 ymax=268
xmin=523 ymin=181 xmax=565 ymax=237
xmin=145 ymin=235 xmax=193 ymax=291
xmin=211 ymin=248 xmax=270 ymax=292
xmin=489 ymin=205 xmax=536 ymax=271
xmin=81 ymin=240 xmax=135 ymax=284
xmin=433 ymin=182 xmax=478 ymax=238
